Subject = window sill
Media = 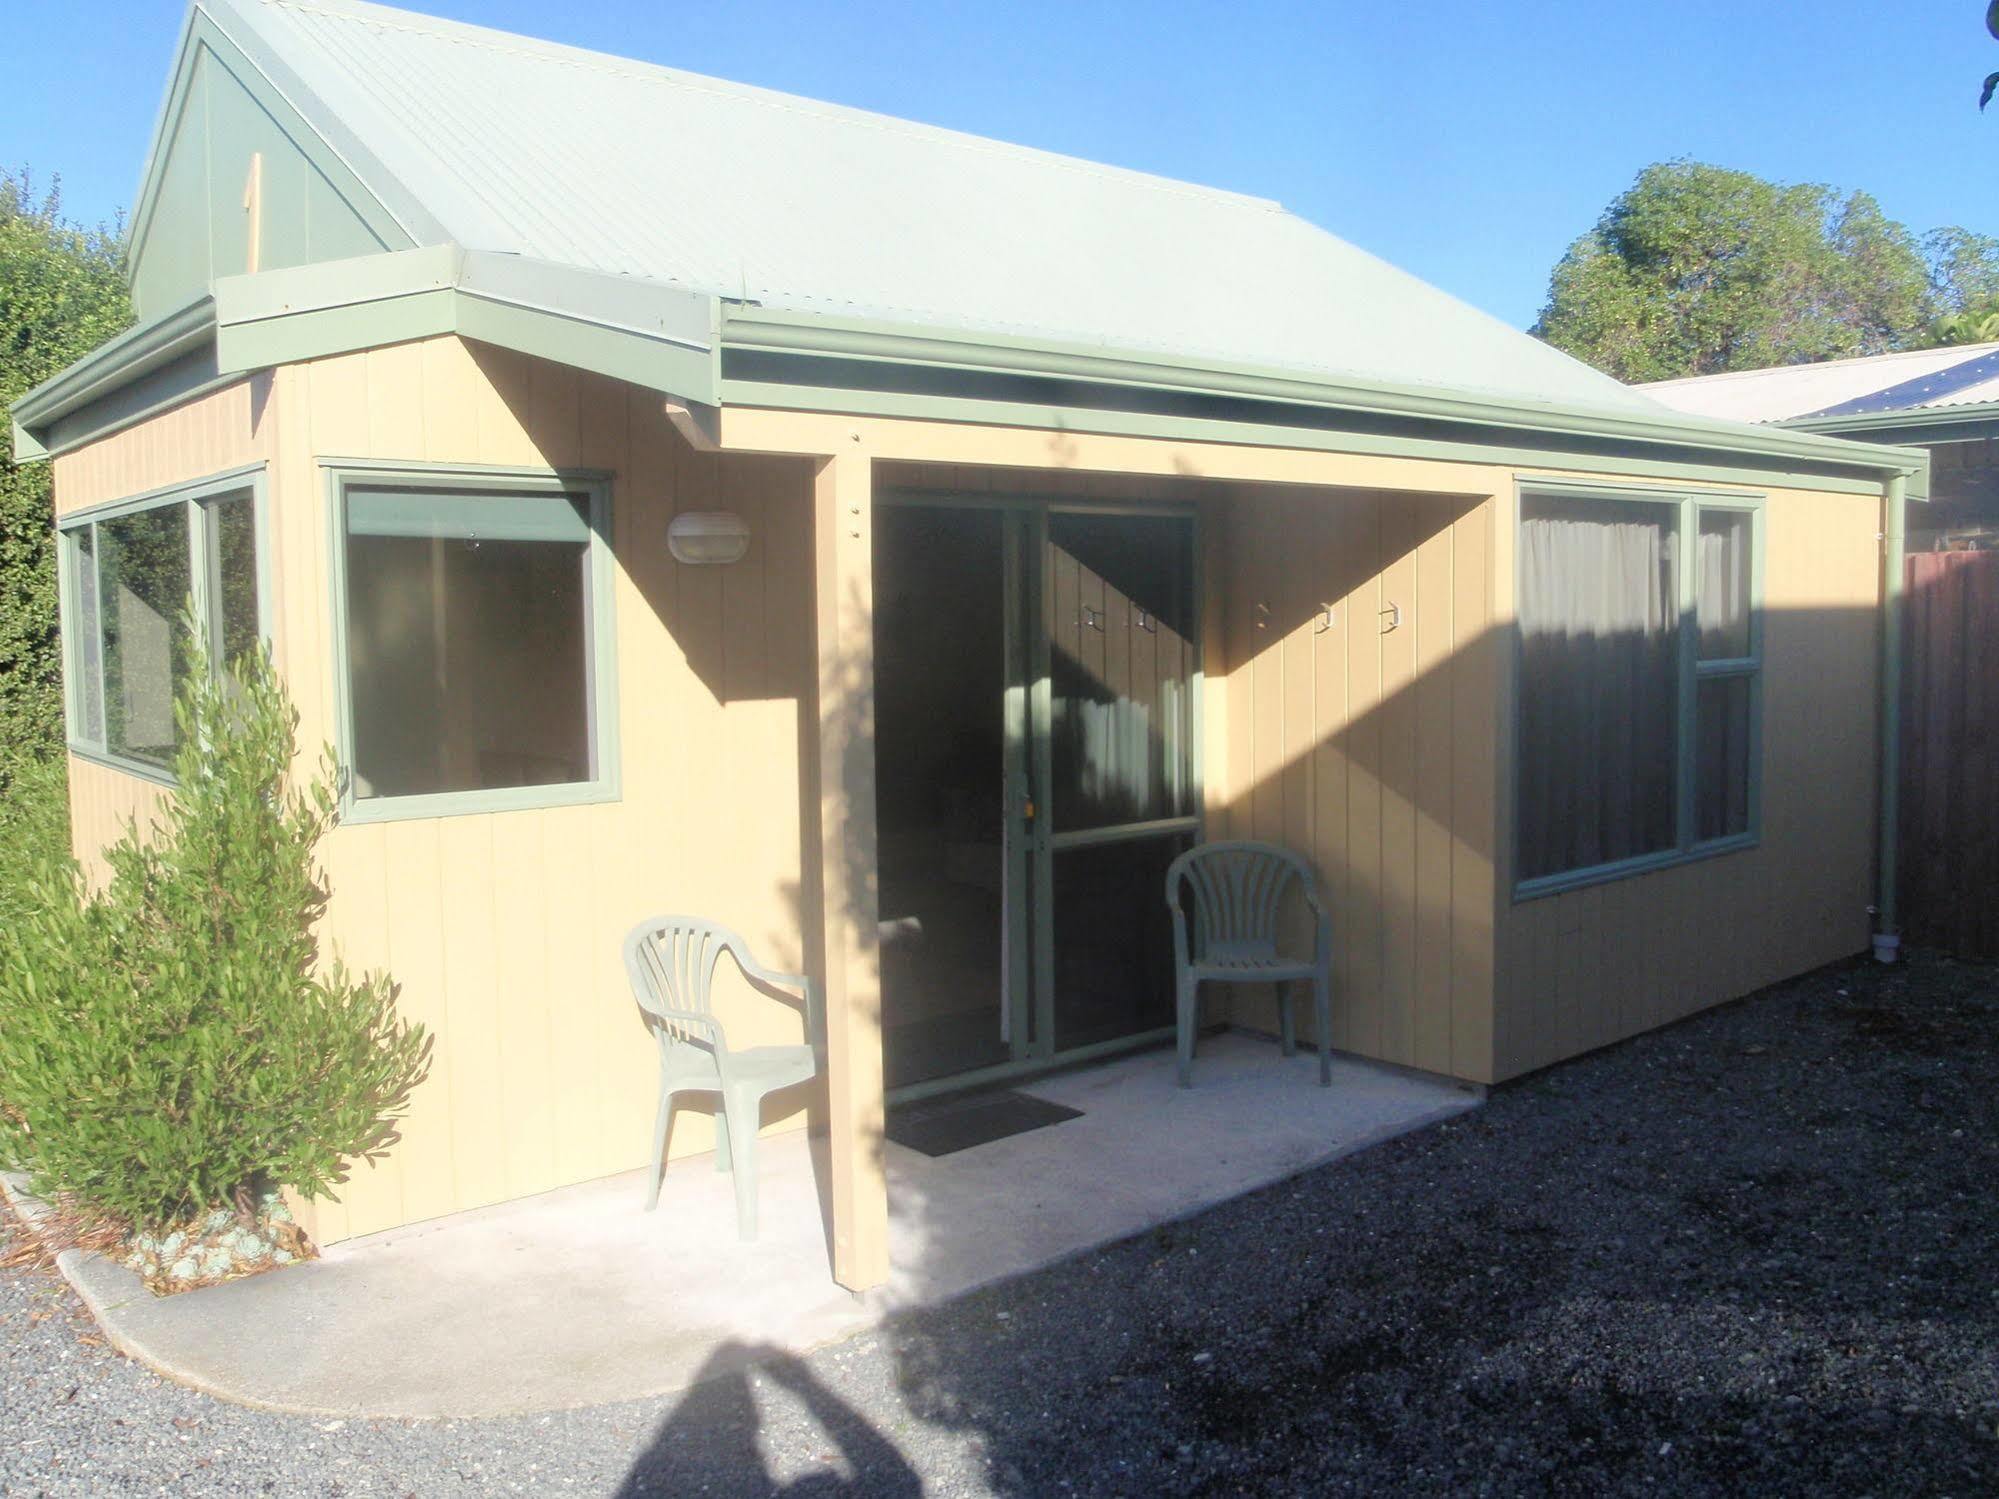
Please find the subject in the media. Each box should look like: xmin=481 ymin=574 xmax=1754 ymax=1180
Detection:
xmin=1512 ymin=831 xmax=1758 ymax=903
xmin=67 ymin=743 xmax=178 ymax=789
xmin=337 ymin=779 xmax=621 ymax=825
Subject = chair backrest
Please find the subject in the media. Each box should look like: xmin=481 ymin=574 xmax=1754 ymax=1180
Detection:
xmin=1165 ymin=841 xmax=1316 ymax=962
xmin=623 ymin=916 xmax=745 ymax=1047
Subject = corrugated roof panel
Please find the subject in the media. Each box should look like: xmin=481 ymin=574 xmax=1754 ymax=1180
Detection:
xmin=1645 ymin=342 xmax=1999 ymax=424
xmin=1803 ymin=348 xmax=1999 ymax=419
xmin=211 ymin=0 xmax=1663 ymax=415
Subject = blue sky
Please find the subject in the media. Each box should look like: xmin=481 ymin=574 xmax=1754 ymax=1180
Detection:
xmin=5 ymin=0 xmax=1994 ymax=330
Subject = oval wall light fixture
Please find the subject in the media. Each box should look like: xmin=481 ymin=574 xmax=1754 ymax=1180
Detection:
xmin=667 ymin=510 xmax=750 ymax=565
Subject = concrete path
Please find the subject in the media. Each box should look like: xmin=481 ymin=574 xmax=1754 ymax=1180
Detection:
xmin=33 ymin=1034 xmax=1477 ymax=1418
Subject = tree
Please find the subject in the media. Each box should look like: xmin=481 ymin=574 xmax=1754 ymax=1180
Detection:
xmin=1923 ymin=227 xmax=1999 ymax=345
xmin=1925 ymin=226 xmax=1999 ymax=313
xmin=0 ymin=172 xmax=131 ymax=783
xmin=1534 ymin=162 xmax=1950 ymax=382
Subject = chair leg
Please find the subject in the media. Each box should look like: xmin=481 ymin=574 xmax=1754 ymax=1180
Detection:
xmin=713 ymin=1109 xmax=732 ymax=1173
xmin=1176 ymin=976 xmax=1199 ymax=1088
xmin=1277 ymin=980 xmax=1297 ymax=1057
xmin=646 ymin=1086 xmax=675 ymax=1211
xmin=725 ymin=1092 xmax=760 ymax=1241
xmin=1314 ymin=972 xmax=1333 ymax=1087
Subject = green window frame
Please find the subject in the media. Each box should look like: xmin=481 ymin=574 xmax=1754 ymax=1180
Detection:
xmin=323 ymin=459 xmax=621 ymax=824
xmin=1513 ymin=480 xmax=1764 ymax=901
xmin=55 ymin=464 xmax=272 ymax=786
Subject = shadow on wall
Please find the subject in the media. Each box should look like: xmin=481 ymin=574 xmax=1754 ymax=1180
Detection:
xmin=604 ymin=457 xmax=1889 ymax=1492
xmin=458 ymin=341 xmax=835 ymax=1230
xmin=1210 ymin=482 xmax=1882 ymax=1083
xmin=779 ymin=572 xmax=886 ymax=1268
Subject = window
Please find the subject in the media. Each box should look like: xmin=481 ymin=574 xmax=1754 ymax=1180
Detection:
xmin=329 ymin=466 xmax=617 ymax=820
xmin=58 ymin=470 xmax=266 ymax=779
xmin=1515 ymin=486 xmax=1761 ymax=895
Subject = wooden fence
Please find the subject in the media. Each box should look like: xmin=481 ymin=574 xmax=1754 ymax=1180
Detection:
xmin=1900 ymin=549 xmax=1999 ymax=961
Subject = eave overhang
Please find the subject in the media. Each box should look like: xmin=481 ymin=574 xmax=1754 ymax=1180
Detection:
xmin=13 ymin=248 xmax=1930 ymax=501
xmin=211 ymin=245 xmax=720 ymax=406
xmin=1779 ymin=399 xmax=1999 ymax=449
xmin=718 ymin=305 xmax=1929 ymax=494
xmin=11 ymin=246 xmax=723 ymax=460
xmin=10 ymin=295 xmax=220 ymax=461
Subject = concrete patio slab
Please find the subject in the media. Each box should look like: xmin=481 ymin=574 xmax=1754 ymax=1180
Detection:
xmin=27 ymin=1034 xmax=1477 ymax=1418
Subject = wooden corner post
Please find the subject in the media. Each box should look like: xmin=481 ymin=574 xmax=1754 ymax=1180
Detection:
xmin=812 ymin=446 xmax=890 ymax=1291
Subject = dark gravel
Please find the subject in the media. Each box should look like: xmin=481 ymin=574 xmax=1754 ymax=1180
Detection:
xmin=6 ymin=951 xmax=1998 ymax=1496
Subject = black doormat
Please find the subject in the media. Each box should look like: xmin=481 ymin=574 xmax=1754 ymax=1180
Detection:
xmin=886 ymin=1089 xmax=1083 ymax=1157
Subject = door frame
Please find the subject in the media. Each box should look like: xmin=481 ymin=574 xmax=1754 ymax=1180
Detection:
xmin=877 ymin=487 xmax=1208 ymax=1104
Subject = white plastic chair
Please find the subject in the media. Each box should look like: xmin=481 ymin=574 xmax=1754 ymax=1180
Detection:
xmin=1165 ymin=841 xmax=1333 ymax=1088
xmin=623 ymin=916 xmax=822 ymax=1240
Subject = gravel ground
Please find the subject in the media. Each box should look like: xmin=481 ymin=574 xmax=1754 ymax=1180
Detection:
xmin=5 ymin=950 xmax=1998 ymax=1496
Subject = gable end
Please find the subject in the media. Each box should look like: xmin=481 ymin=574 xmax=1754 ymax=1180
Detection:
xmin=125 ymin=6 xmax=416 ymax=320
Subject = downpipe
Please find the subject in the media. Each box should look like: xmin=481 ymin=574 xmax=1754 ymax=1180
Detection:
xmin=1872 ymin=470 xmax=1909 ymax=964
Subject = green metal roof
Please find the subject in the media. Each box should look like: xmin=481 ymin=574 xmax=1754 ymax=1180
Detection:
xmin=11 ymin=0 xmax=1933 ymax=486
xmin=194 ymin=0 xmax=1665 ymax=419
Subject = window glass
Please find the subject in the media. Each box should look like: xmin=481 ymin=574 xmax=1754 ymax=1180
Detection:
xmin=1045 ymin=512 xmax=1197 ymax=831
xmin=207 ymin=494 xmax=260 ymax=669
xmin=342 ymin=488 xmax=596 ymax=802
xmin=98 ymin=504 xmax=191 ymax=769
xmin=1696 ymin=509 xmax=1752 ymax=660
xmin=1516 ymin=496 xmax=1680 ymax=882
xmin=1695 ymin=674 xmax=1753 ymax=842
xmin=69 ymin=527 xmax=105 ymax=742
xmin=1051 ymin=832 xmax=1188 ymax=1052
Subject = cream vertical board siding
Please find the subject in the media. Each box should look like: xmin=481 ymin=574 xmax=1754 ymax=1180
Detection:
xmin=50 ymin=336 xmax=815 ymax=1247
xmin=52 ymin=377 xmax=276 ymax=878
xmin=1488 ymin=481 xmax=1883 ymax=1081
xmin=1215 ymin=484 xmax=1503 ymax=1083
xmin=254 ymin=338 xmax=820 ymax=1245
xmin=52 ymin=365 xmax=1891 ymax=1239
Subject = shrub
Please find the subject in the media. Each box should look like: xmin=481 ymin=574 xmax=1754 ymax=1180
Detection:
xmin=0 ymin=754 xmax=70 ymax=934
xmin=0 ymin=625 xmax=430 ymax=1230
xmin=1 ymin=171 xmax=132 ymax=773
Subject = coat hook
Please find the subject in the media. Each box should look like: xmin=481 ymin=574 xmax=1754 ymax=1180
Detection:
xmin=1254 ymin=601 xmax=1272 ymax=630
xmin=1379 ymin=601 xmax=1402 ymax=633
xmin=1314 ymin=603 xmax=1336 ymax=634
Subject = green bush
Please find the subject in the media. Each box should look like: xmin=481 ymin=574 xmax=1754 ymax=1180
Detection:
xmin=0 ymin=626 xmax=430 ymax=1230
xmin=1 ymin=172 xmax=131 ymax=775
xmin=0 ymin=754 xmax=70 ymax=933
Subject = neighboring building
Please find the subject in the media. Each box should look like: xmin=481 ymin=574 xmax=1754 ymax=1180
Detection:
xmin=13 ymin=0 xmax=1924 ymax=1291
xmin=1647 ymin=345 xmax=1999 ymax=550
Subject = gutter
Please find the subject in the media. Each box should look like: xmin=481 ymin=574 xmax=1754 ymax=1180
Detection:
xmin=10 ymin=248 xmax=723 ymax=459
xmin=10 ymin=296 xmax=216 ymax=461
xmin=721 ymin=306 xmax=1930 ymax=480
xmin=1783 ymin=399 xmax=1999 ymax=436
xmin=1873 ymin=470 xmax=1910 ymax=962
xmin=17 ymin=256 xmax=1934 ymax=492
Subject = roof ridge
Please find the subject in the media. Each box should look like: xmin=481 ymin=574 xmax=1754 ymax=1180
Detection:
xmin=253 ymin=0 xmax=1288 ymax=215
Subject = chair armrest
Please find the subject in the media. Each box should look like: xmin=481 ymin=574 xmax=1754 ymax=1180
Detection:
xmin=1167 ymin=902 xmax=1192 ymax=972
xmin=1303 ymin=886 xmax=1333 ymax=964
xmin=730 ymin=950 xmax=823 ymax=1049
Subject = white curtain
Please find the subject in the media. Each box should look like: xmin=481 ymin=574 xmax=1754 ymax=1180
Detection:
xmin=1696 ymin=515 xmax=1750 ymax=658
xmin=1517 ymin=502 xmax=1680 ymax=880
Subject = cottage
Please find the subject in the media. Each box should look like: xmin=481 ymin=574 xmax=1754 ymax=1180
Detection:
xmin=13 ymin=0 xmax=1923 ymax=1292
